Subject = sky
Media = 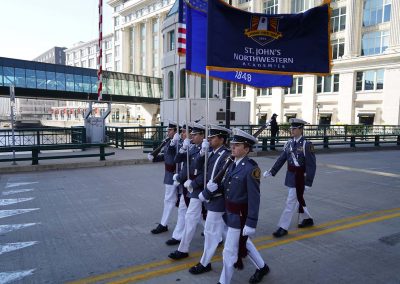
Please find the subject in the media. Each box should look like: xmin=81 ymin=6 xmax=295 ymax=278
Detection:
xmin=0 ymin=0 xmax=113 ymax=60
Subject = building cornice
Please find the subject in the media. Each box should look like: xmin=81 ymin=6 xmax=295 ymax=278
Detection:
xmin=332 ymin=53 xmax=400 ymax=72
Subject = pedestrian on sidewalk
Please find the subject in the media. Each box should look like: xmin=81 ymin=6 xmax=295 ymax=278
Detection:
xmin=270 ymin=113 xmax=279 ymax=150
xmin=263 ymin=118 xmax=316 ymax=238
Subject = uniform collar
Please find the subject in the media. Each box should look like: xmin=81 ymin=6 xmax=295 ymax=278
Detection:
xmin=294 ymin=136 xmax=303 ymax=143
xmin=234 ymin=156 xmax=245 ymax=166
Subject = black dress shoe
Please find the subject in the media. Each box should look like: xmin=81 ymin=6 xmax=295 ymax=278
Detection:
xmin=166 ymin=238 xmax=180 ymax=246
xmin=298 ymin=218 xmax=314 ymax=228
xmin=189 ymin=263 xmax=212 ymax=274
xmin=168 ymin=250 xmax=189 ymax=260
xmin=249 ymin=264 xmax=270 ymax=284
xmin=272 ymin=227 xmax=288 ymax=238
xmin=151 ymin=224 xmax=168 ymax=234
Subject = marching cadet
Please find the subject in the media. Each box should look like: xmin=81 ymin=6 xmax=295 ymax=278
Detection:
xmin=263 ymin=118 xmax=316 ymax=238
xmin=168 ymin=123 xmax=205 ymax=260
xmin=208 ymin=128 xmax=270 ymax=284
xmin=166 ymin=122 xmax=193 ymax=246
xmin=148 ymin=121 xmax=180 ymax=234
xmin=189 ymin=125 xmax=231 ymax=275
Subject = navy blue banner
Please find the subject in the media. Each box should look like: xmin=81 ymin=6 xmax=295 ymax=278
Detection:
xmin=185 ymin=1 xmax=293 ymax=88
xmin=206 ymin=0 xmax=331 ymax=75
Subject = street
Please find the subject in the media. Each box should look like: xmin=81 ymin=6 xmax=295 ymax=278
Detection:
xmin=1 ymin=150 xmax=400 ymax=284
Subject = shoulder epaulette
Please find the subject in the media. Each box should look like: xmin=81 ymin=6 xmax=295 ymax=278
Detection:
xmin=248 ymin=159 xmax=258 ymax=166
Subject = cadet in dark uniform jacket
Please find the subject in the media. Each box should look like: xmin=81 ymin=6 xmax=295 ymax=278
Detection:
xmin=148 ymin=121 xmax=179 ymax=234
xmin=263 ymin=118 xmax=316 ymax=238
xmin=189 ymin=125 xmax=231 ymax=275
xmin=168 ymin=123 xmax=205 ymax=260
xmin=210 ymin=128 xmax=269 ymax=284
xmin=165 ymin=123 xmax=194 ymax=246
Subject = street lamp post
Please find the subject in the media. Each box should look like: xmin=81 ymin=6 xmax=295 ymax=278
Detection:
xmin=316 ymin=103 xmax=321 ymax=125
xmin=9 ymin=85 xmax=17 ymax=165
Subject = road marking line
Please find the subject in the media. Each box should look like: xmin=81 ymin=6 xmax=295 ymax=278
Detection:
xmin=2 ymin=188 xmax=35 ymax=196
xmin=107 ymin=212 xmax=400 ymax=283
xmin=321 ymin=164 xmax=400 ymax=178
xmin=0 ymin=223 xmax=38 ymax=235
xmin=5 ymin=182 xmax=38 ymax=188
xmin=0 ymin=241 xmax=38 ymax=255
xmin=0 ymin=269 xmax=35 ymax=283
xmin=0 ymin=208 xmax=39 ymax=219
xmin=0 ymin=198 xmax=34 ymax=206
xmin=68 ymin=207 xmax=400 ymax=284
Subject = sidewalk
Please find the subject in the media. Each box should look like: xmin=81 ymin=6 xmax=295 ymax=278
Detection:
xmin=0 ymin=147 xmax=149 ymax=174
xmin=0 ymin=144 xmax=398 ymax=174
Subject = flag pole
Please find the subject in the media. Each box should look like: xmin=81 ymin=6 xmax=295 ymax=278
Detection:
xmin=176 ymin=55 xmax=181 ymax=172
xmin=185 ymin=72 xmax=190 ymax=174
xmin=204 ymin=69 xmax=210 ymax=188
xmin=97 ymin=0 xmax=103 ymax=102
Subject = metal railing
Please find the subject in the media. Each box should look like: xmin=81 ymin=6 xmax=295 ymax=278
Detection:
xmin=0 ymin=127 xmax=86 ymax=147
xmin=106 ymin=124 xmax=400 ymax=149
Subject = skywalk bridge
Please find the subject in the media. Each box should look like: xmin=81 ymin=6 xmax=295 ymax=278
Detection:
xmin=0 ymin=57 xmax=161 ymax=104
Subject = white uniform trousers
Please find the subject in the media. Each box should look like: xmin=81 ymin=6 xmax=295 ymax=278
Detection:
xmin=219 ymin=227 xmax=265 ymax=284
xmin=200 ymin=211 xmax=226 ymax=266
xmin=278 ymin=187 xmax=312 ymax=230
xmin=177 ymin=198 xmax=202 ymax=253
xmin=160 ymin=184 xmax=177 ymax=226
xmin=172 ymin=195 xmax=187 ymax=240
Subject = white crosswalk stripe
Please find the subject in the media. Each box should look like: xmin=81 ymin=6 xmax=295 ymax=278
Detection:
xmin=0 ymin=269 xmax=35 ymax=284
xmin=0 ymin=242 xmax=38 ymax=255
xmin=0 ymin=223 xmax=38 ymax=235
xmin=0 ymin=198 xmax=34 ymax=206
xmin=0 ymin=209 xmax=39 ymax=219
xmin=2 ymin=188 xmax=34 ymax=196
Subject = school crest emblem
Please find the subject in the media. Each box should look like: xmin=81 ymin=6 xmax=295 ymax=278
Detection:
xmin=244 ymin=15 xmax=283 ymax=46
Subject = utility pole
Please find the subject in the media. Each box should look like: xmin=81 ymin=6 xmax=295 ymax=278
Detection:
xmin=9 ymin=85 xmax=17 ymax=165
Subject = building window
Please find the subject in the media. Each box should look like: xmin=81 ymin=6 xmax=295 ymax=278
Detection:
xmin=105 ymin=54 xmax=112 ymax=63
xmin=115 ymin=45 xmax=120 ymax=57
xmin=140 ymin=23 xmax=146 ymax=72
xmin=201 ymin=77 xmax=213 ymax=98
xmin=105 ymin=41 xmax=112 ymax=49
xmin=284 ymin=77 xmax=303 ymax=94
xmin=363 ymin=0 xmax=391 ymax=27
xmin=361 ymin=30 xmax=389 ymax=56
xmin=81 ymin=61 xmax=87 ymax=68
xmin=317 ymin=74 xmax=339 ymax=93
xmin=167 ymin=30 xmax=175 ymax=51
xmin=232 ymin=84 xmax=246 ymax=97
xmin=239 ymin=0 xmax=250 ymax=3
xmin=115 ymin=30 xmax=120 ymax=42
xmin=291 ymin=0 xmax=312 ymax=13
xmin=89 ymin=58 xmax=94 ymax=68
xmin=115 ymin=61 xmax=120 ymax=71
xmin=180 ymin=69 xmax=186 ymax=98
xmin=168 ymin=71 xmax=174 ymax=99
xmin=356 ymin=69 xmax=384 ymax=91
xmin=114 ymin=16 xmax=120 ymax=26
xmin=331 ymin=7 xmax=346 ymax=32
xmin=263 ymin=0 xmax=278 ymax=14
xmin=257 ymin=88 xmax=273 ymax=96
xmin=332 ymin=38 xmax=345 ymax=59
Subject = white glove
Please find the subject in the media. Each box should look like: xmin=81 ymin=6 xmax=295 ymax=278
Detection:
xmin=200 ymin=139 xmax=210 ymax=157
xmin=263 ymin=170 xmax=272 ymax=178
xmin=147 ymin=153 xmax=154 ymax=161
xmin=170 ymin=133 xmax=180 ymax=146
xmin=173 ymin=174 xmax=180 ymax=186
xmin=181 ymin=138 xmax=191 ymax=151
xmin=207 ymin=181 xmax=218 ymax=192
xmin=305 ymin=186 xmax=311 ymax=190
xmin=242 ymin=225 xmax=256 ymax=237
xmin=198 ymin=192 xmax=206 ymax=202
xmin=184 ymin=179 xmax=193 ymax=193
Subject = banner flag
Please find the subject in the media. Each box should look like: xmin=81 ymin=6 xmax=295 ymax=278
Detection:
xmin=185 ymin=1 xmax=292 ymax=88
xmin=206 ymin=0 xmax=332 ymax=75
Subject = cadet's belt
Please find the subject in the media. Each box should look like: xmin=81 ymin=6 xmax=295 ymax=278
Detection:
xmin=165 ymin=163 xmax=175 ymax=173
xmin=189 ymin=174 xmax=197 ymax=180
xmin=225 ymin=200 xmax=248 ymax=214
xmin=287 ymin=164 xmax=305 ymax=172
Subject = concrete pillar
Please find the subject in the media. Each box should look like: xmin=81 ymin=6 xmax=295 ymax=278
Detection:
xmin=271 ymin=88 xmax=284 ymax=123
xmin=387 ymin=0 xmax=400 ymax=53
xmin=337 ymin=72 xmax=355 ymax=124
xmin=301 ymin=75 xmax=317 ymax=123
xmin=278 ymin=1 xmax=290 ymax=13
xmin=381 ymin=68 xmax=400 ymax=124
xmin=344 ymin=0 xmax=362 ymax=58
xmin=121 ymin=28 xmax=130 ymax=73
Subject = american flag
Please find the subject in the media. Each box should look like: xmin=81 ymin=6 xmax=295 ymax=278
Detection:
xmin=178 ymin=0 xmax=207 ymax=56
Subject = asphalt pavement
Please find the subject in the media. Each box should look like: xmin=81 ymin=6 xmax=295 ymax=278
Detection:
xmin=0 ymin=147 xmax=399 ymax=284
